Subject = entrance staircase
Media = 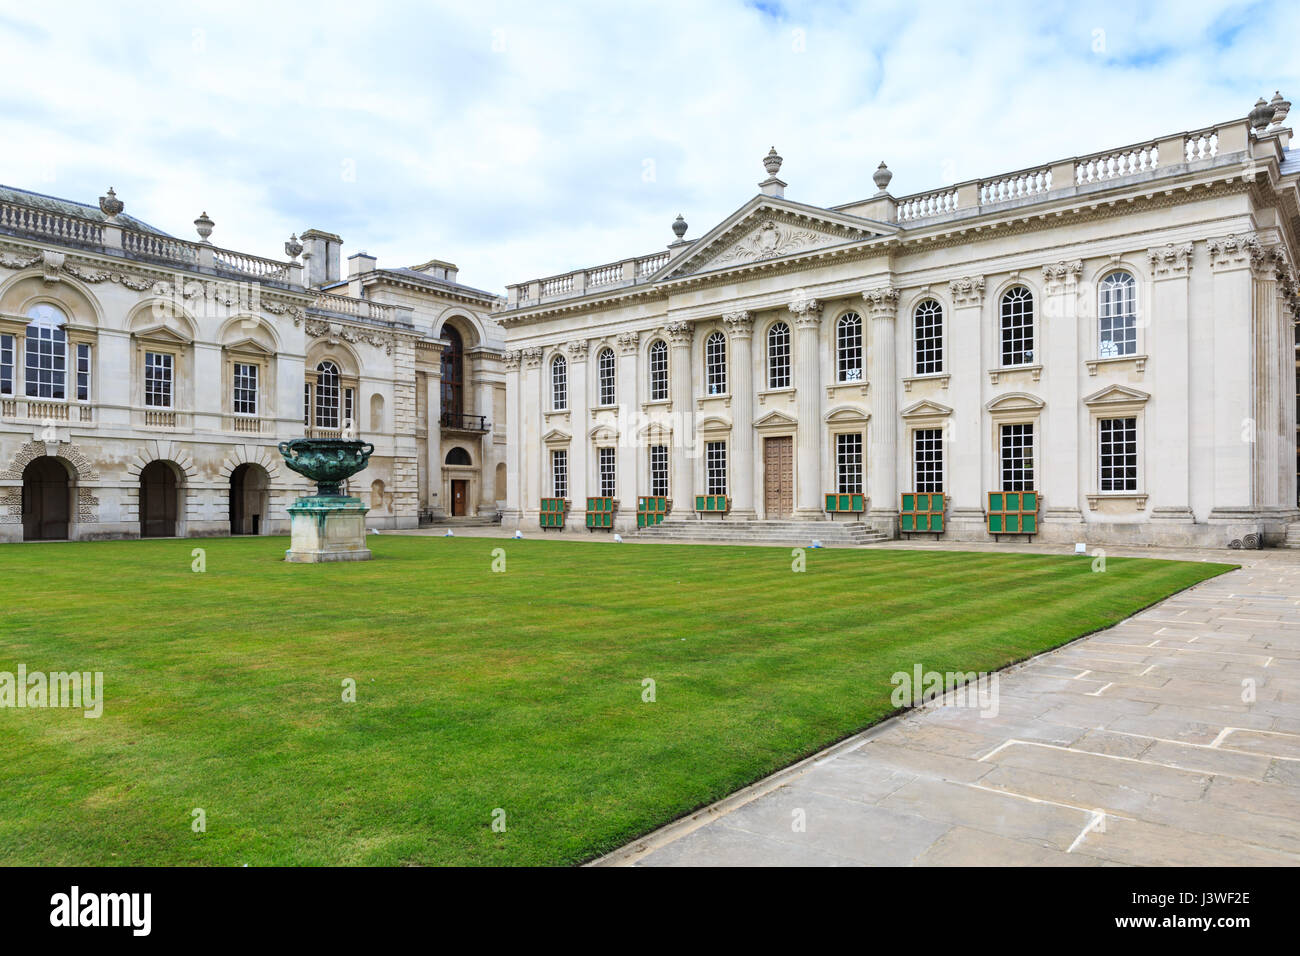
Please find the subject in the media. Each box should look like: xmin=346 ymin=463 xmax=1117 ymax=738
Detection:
xmin=632 ymin=515 xmax=889 ymax=547
xmin=423 ymin=513 xmax=502 ymax=529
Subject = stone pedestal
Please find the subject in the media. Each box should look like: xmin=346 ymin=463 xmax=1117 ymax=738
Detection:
xmin=285 ymin=496 xmax=372 ymax=562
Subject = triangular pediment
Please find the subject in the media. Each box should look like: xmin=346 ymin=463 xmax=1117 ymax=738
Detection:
xmin=753 ymin=409 xmax=798 ymax=429
xmin=1083 ymin=384 xmax=1150 ymax=406
xmin=223 ymin=337 xmax=274 ymax=356
xmin=900 ymin=399 xmax=953 ymax=419
xmin=654 ymin=196 xmax=895 ymax=281
xmin=132 ymin=324 xmax=191 ymax=344
xmin=542 ymin=428 xmax=571 ymax=445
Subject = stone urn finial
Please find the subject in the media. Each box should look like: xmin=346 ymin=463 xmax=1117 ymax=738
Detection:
xmin=1269 ymin=91 xmax=1291 ymax=126
xmin=873 ymin=161 xmax=893 ymax=194
xmin=98 ymin=187 xmax=124 ymax=220
xmin=285 ymin=233 xmax=304 ymax=259
xmin=763 ymin=147 xmax=783 ymax=177
xmin=194 ymin=211 xmax=215 ymax=243
xmin=672 ymin=214 xmax=688 ymax=240
xmin=1249 ymin=96 xmax=1275 ymax=131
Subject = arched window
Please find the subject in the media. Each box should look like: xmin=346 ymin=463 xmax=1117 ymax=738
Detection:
xmin=1098 ymin=272 xmax=1137 ymax=357
xmin=914 ymin=300 xmax=943 ymax=375
xmin=440 ymin=325 xmax=464 ymax=422
xmin=314 ymin=361 xmax=341 ymax=429
xmin=648 ymin=339 xmax=668 ymax=401
xmin=596 ymin=347 xmax=616 ymax=406
xmin=25 ymin=304 xmax=68 ymax=400
xmin=550 ymin=353 xmax=567 ymax=410
xmin=836 ymin=312 xmax=863 ymax=382
xmin=705 ymin=331 xmax=727 ymax=395
xmin=767 ymin=322 xmax=791 ymax=389
xmin=445 ymin=446 xmax=472 ymax=466
xmin=1000 ymin=286 xmax=1034 ymax=366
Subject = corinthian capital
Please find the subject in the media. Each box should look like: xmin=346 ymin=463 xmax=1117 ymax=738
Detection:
xmin=788 ymin=295 xmax=822 ymax=327
xmin=664 ymin=320 xmax=694 ymax=346
xmin=1041 ymin=260 xmax=1083 ymax=284
xmin=722 ymin=310 xmax=754 ymax=335
xmin=861 ymin=287 xmax=900 ymax=319
xmin=521 ymin=346 xmax=544 ymax=369
xmin=617 ymin=330 xmax=640 ymax=354
xmin=566 ymin=339 xmax=590 ymax=360
xmin=1147 ymin=242 xmax=1194 ymax=277
xmin=502 ymin=349 xmax=521 ymax=371
xmin=1206 ymin=233 xmax=1264 ymax=272
xmin=947 ymin=276 xmax=984 ymax=307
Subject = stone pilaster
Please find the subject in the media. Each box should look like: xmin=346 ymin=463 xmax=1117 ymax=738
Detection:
xmin=947 ymin=276 xmax=985 ymax=526
xmin=566 ymin=339 xmax=590 ymax=509
xmin=790 ymin=296 xmax=824 ymax=517
xmin=1041 ymin=260 xmax=1085 ymax=526
xmin=666 ymin=321 xmax=694 ymax=510
xmin=1205 ymin=235 xmax=1261 ymax=512
xmin=863 ymin=288 xmax=899 ymax=519
xmin=723 ymin=311 xmax=756 ymax=518
xmin=520 ymin=347 xmax=544 ymax=520
xmin=616 ymin=331 xmax=639 ymax=525
xmin=1147 ymin=244 xmax=1195 ymax=522
xmin=502 ymin=349 xmax=522 ymax=525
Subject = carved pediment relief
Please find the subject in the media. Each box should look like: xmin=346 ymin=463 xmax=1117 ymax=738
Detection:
xmin=753 ymin=409 xmax=798 ymax=429
xmin=541 ymin=428 xmax=571 ymax=445
xmin=657 ymin=199 xmax=888 ymax=280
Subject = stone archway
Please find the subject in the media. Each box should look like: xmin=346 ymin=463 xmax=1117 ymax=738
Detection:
xmin=22 ymin=457 xmax=71 ymax=540
xmin=1 ymin=441 xmax=100 ymax=536
xmin=139 ymin=460 xmax=180 ymax=538
xmin=125 ymin=442 xmax=197 ymax=537
xmin=229 ymin=463 xmax=270 ymax=535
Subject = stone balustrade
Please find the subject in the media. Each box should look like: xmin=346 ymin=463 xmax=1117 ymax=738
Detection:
xmin=0 ymin=200 xmax=103 ymax=246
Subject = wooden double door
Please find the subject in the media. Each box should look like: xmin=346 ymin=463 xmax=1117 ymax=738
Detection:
xmin=763 ymin=436 xmax=793 ymax=518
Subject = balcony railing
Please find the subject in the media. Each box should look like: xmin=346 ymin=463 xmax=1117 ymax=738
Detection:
xmin=440 ymin=411 xmax=488 ymax=432
xmin=1 ymin=398 xmax=94 ymax=422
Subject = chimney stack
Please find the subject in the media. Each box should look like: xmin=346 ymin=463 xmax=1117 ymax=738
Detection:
xmin=300 ymin=229 xmax=344 ymax=288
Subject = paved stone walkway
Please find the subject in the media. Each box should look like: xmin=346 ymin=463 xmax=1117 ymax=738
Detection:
xmin=595 ymin=546 xmax=1300 ymax=866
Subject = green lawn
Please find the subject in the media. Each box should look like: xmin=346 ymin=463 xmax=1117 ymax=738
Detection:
xmin=0 ymin=535 xmax=1233 ymax=866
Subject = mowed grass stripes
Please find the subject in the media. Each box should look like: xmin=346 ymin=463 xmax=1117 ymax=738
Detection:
xmin=0 ymin=535 xmax=1232 ymax=866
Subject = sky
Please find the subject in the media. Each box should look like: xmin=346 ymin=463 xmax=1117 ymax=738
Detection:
xmin=2 ymin=0 xmax=1298 ymax=295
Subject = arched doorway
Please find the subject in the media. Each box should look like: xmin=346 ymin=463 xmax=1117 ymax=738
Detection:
xmin=444 ymin=446 xmax=472 ymax=516
xmin=229 ymin=463 xmax=269 ymax=535
xmin=22 ymin=458 xmax=70 ymax=541
xmin=140 ymin=460 xmax=179 ymax=538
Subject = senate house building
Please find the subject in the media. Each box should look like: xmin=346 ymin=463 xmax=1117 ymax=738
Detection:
xmin=497 ymin=94 xmax=1300 ymax=548
xmin=0 ymin=186 xmax=506 ymax=542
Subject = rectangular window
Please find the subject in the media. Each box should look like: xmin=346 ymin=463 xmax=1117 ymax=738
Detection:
xmin=344 ymin=387 xmax=355 ymax=431
xmin=25 ymin=324 xmax=66 ymax=399
xmin=144 ymin=351 xmax=173 ymax=408
xmin=914 ymin=301 xmax=943 ymax=375
xmin=914 ymin=428 xmax=944 ymax=493
xmin=2 ymin=334 xmax=15 ymax=395
xmin=649 ymin=444 xmax=669 ymax=497
xmin=598 ymin=447 xmax=617 ymax=497
xmin=552 ymin=449 xmax=568 ymax=499
xmin=1000 ymin=423 xmax=1034 ymax=491
xmin=76 ymin=343 xmax=90 ymax=402
xmin=304 ymin=381 xmax=311 ymax=426
xmin=233 ymin=363 xmax=258 ymax=416
xmin=1099 ymin=417 xmax=1138 ymax=492
xmin=836 ymin=432 xmax=863 ymax=494
xmin=648 ymin=343 xmax=668 ymax=401
xmin=706 ymin=440 xmax=727 ymax=495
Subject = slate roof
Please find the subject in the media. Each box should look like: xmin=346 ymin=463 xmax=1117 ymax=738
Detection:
xmin=0 ymin=184 xmax=173 ymax=237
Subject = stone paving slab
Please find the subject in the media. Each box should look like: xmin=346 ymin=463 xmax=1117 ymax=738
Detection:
xmin=596 ymin=545 xmax=1300 ymax=867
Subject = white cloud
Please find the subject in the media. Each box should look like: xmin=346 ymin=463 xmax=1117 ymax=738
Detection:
xmin=1 ymin=0 xmax=1296 ymax=293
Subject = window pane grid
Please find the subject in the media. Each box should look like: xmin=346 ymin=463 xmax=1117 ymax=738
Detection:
xmin=551 ymin=354 xmax=567 ymax=411
xmin=25 ymin=323 xmax=67 ymax=400
xmin=706 ymin=441 xmax=727 ymax=495
xmin=233 ymin=363 xmax=258 ymax=415
xmin=836 ymin=433 xmax=863 ymax=494
xmin=552 ymin=449 xmax=568 ymax=499
xmin=1099 ymin=272 xmax=1137 ymax=357
xmin=1000 ymin=423 xmax=1034 ymax=491
xmin=767 ymin=322 xmax=790 ymax=389
xmin=648 ymin=340 xmax=668 ymax=401
xmin=837 ymin=312 xmax=863 ymax=382
xmin=914 ymin=300 xmax=943 ymax=374
xmin=914 ymin=429 xmax=944 ymax=493
xmin=598 ymin=446 xmax=617 ymax=497
xmin=597 ymin=348 xmax=616 ymax=406
xmin=705 ymin=332 xmax=727 ymax=395
xmin=144 ymin=351 xmax=173 ymax=408
xmin=649 ymin=444 xmax=669 ymax=497
xmin=1000 ymin=286 xmax=1034 ymax=366
xmin=0 ymin=334 xmax=12 ymax=396
xmin=76 ymin=343 xmax=90 ymax=402
xmin=1099 ymin=417 xmax=1138 ymax=491
xmin=315 ymin=362 xmax=340 ymax=429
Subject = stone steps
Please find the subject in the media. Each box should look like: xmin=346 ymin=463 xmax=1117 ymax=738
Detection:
xmin=1284 ymin=523 xmax=1300 ymax=549
xmin=426 ymin=514 xmax=502 ymax=528
xmin=633 ymin=517 xmax=889 ymax=547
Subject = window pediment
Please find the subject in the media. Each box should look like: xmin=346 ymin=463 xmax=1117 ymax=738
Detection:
xmin=132 ymin=324 xmax=192 ymax=346
xmin=985 ymin=391 xmax=1044 ymax=413
xmin=753 ymin=409 xmax=797 ymax=429
xmin=542 ymin=428 xmax=571 ymax=446
xmin=1082 ymin=384 xmax=1150 ymax=407
xmin=900 ymin=399 xmax=953 ymax=419
xmin=823 ymin=405 xmax=870 ymax=425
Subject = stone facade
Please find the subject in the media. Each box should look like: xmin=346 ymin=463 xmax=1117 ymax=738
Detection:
xmin=498 ymin=98 xmax=1300 ymax=547
xmin=0 ymin=186 xmax=505 ymax=542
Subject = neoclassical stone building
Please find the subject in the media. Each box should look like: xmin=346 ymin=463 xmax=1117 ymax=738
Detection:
xmin=498 ymin=95 xmax=1300 ymax=546
xmin=0 ymin=186 xmax=505 ymax=541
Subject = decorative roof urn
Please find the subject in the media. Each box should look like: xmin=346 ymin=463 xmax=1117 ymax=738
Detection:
xmin=194 ymin=211 xmax=215 ymax=243
xmin=285 ymin=233 xmax=304 ymax=260
xmin=671 ymin=214 xmax=688 ymax=240
xmin=1269 ymin=91 xmax=1291 ymax=126
xmin=873 ymin=161 xmax=893 ymax=194
xmin=1249 ymin=97 xmax=1275 ymax=131
xmin=763 ymin=147 xmax=783 ymax=177
xmin=98 ymin=187 xmax=123 ymax=221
